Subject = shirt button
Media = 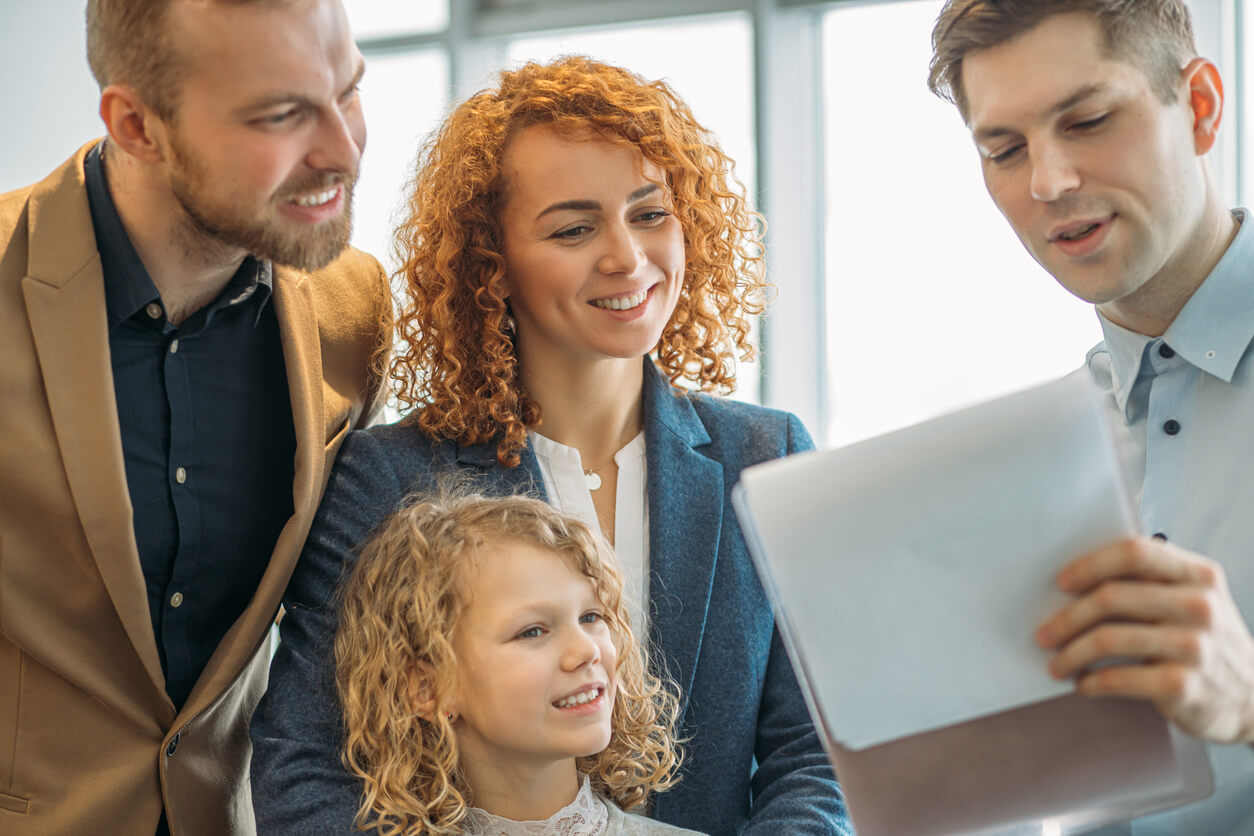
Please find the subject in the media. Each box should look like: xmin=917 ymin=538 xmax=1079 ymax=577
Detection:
xmin=145 ymin=302 xmax=162 ymax=319
xmin=166 ymin=732 xmax=180 ymax=757
xmin=175 ymin=467 xmax=187 ymax=484
xmin=169 ymin=339 xmax=179 ymax=354
xmin=1157 ymin=343 xmax=1175 ymax=358
xmin=1163 ymin=419 xmax=1181 ymax=435
xmin=170 ymin=592 xmax=184 ymax=608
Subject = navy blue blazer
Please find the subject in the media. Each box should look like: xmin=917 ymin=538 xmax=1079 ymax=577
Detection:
xmin=250 ymin=360 xmax=850 ymax=835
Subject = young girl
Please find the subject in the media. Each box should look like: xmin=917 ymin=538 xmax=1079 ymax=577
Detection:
xmin=333 ymin=493 xmax=704 ymax=835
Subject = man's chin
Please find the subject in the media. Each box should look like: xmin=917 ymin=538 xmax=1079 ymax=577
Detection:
xmin=264 ymin=235 xmax=352 ymax=271
xmin=1053 ymin=273 xmax=1138 ymax=307
xmin=237 ymin=216 xmax=353 ymax=272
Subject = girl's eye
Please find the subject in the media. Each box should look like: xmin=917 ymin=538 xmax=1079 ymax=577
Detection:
xmin=635 ymin=210 xmax=670 ymax=223
xmin=516 ymin=626 xmax=544 ymax=640
xmin=579 ymin=611 xmax=603 ymax=625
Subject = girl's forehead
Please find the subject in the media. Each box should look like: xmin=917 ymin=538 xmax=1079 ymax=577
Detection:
xmin=460 ymin=537 xmax=597 ymax=597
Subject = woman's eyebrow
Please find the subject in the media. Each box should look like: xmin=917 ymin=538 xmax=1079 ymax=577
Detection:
xmin=534 ymin=184 xmax=662 ymax=220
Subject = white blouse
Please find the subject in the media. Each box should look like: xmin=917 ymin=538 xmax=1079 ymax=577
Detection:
xmin=529 ymin=431 xmax=649 ymax=631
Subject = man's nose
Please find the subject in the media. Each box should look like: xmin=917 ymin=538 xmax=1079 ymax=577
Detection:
xmin=1030 ymin=144 xmax=1081 ymax=203
xmin=307 ymin=106 xmax=364 ymax=175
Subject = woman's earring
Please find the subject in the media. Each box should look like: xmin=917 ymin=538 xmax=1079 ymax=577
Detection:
xmin=445 ymin=711 xmax=456 ymax=723
xmin=503 ymin=313 xmax=516 ymax=335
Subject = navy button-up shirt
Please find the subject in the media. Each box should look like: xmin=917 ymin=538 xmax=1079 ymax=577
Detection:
xmin=84 ymin=142 xmax=296 ymax=711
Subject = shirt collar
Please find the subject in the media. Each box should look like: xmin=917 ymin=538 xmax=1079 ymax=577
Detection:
xmin=1162 ymin=208 xmax=1254 ymax=381
xmin=1095 ymin=208 xmax=1254 ymax=416
xmin=85 ymin=140 xmax=161 ymax=328
xmin=84 ymin=140 xmax=274 ymax=329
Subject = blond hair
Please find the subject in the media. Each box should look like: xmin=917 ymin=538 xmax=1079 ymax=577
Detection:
xmin=334 ymin=493 xmax=683 ymax=835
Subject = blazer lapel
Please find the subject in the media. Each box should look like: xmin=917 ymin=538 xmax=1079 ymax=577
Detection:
xmin=179 ymin=265 xmax=324 ymax=718
xmin=642 ymin=360 xmax=722 ymax=714
xmin=270 ymin=266 xmax=324 ymax=519
xmin=20 ymin=146 xmax=167 ymax=699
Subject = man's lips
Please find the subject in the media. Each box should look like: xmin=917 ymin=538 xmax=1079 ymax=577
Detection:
xmin=1048 ymin=214 xmax=1114 ymax=243
xmin=278 ymin=183 xmax=349 ymax=223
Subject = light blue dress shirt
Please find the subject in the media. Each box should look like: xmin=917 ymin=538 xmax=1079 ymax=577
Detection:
xmin=1085 ymin=209 xmax=1254 ymax=835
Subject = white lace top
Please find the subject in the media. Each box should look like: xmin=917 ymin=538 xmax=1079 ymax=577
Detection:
xmin=462 ymin=775 xmax=608 ymax=835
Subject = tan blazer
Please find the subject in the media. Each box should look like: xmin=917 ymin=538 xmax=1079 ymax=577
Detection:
xmin=0 ymin=142 xmax=392 ymax=835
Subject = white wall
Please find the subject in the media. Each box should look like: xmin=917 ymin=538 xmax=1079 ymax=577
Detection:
xmin=0 ymin=1 xmax=102 ymax=192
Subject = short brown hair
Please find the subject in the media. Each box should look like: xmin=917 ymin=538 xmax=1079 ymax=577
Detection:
xmin=85 ymin=0 xmax=289 ymax=119
xmin=928 ymin=0 xmax=1197 ymax=120
xmin=390 ymin=55 xmax=767 ymax=467
xmin=335 ymin=492 xmax=683 ymax=835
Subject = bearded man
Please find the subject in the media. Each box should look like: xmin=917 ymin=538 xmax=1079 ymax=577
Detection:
xmin=0 ymin=1 xmax=391 ymax=833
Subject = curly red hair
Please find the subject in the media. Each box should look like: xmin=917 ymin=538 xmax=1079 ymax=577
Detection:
xmin=390 ymin=55 xmax=767 ymax=466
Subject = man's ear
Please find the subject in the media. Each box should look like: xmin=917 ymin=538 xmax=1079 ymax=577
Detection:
xmin=99 ymin=84 xmax=168 ymax=164
xmin=1181 ymin=57 xmax=1224 ymax=155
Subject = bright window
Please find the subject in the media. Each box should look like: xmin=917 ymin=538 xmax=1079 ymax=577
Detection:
xmin=821 ymin=0 xmax=1102 ymax=446
xmin=346 ymin=0 xmax=448 ymax=40
xmin=351 ymin=49 xmax=450 ymax=276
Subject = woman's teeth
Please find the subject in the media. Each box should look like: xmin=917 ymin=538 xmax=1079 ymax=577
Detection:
xmin=554 ymin=687 xmax=601 ymax=708
xmin=592 ymin=289 xmax=648 ymax=311
xmin=293 ymin=188 xmax=338 ymax=207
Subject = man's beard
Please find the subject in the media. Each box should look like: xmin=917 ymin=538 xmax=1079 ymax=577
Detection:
xmin=167 ymin=137 xmax=355 ymax=272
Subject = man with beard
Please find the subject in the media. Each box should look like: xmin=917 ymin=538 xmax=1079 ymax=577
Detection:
xmin=0 ymin=1 xmax=390 ymax=834
xmin=930 ymin=1 xmax=1254 ymax=832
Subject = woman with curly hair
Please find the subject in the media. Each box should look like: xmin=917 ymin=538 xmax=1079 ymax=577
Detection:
xmin=335 ymin=492 xmax=698 ymax=835
xmin=251 ymin=56 xmax=849 ymax=835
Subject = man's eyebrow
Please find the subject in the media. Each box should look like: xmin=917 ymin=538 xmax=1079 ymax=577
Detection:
xmin=972 ymin=83 xmax=1107 ymax=144
xmin=535 ymin=183 xmax=661 ymax=220
xmin=233 ymin=58 xmax=366 ymax=116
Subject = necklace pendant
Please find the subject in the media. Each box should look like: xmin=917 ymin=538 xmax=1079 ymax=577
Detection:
xmin=584 ymin=470 xmax=603 ymax=491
